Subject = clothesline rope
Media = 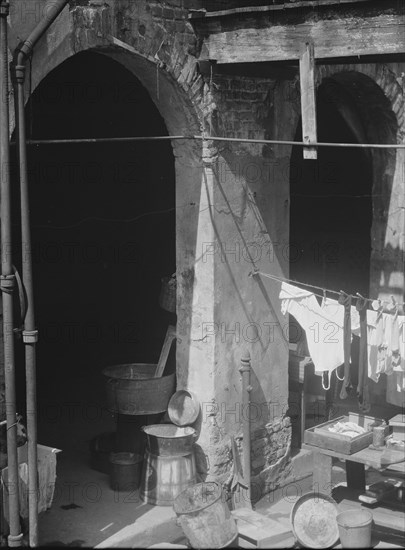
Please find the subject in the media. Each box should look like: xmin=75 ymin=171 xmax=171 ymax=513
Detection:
xmin=250 ymin=269 xmax=405 ymax=308
xmin=9 ymin=134 xmax=405 ymax=149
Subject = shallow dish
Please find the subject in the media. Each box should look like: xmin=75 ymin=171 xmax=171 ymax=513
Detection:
xmin=290 ymin=492 xmax=339 ymax=549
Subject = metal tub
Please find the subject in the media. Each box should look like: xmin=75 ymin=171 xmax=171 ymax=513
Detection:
xmin=103 ymin=363 xmax=175 ymax=415
xmin=142 ymin=424 xmax=196 ymax=456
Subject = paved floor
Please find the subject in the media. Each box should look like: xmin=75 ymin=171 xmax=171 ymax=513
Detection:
xmin=37 ymin=448 xmax=405 ymax=548
xmin=13 ymin=363 xmax=403 ymax=548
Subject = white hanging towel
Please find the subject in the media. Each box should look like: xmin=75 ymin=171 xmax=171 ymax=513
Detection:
xmin=280 ymin=282 xmax=344 ymax=386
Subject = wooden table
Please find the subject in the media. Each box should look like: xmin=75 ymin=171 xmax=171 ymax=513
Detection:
xmin=303 ymin=443 xmax=405 ymax=493
xmin=303 ymin=442 xmax=405 ymax=533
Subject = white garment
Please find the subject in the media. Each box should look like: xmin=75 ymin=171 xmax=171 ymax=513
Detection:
xmin=365 ymin=309 xmax=385 ymax=383
xmin=321 ymin=297 xmax=360 ymax=334
xmin=386 ymin=317 xmax=405 ymax=406
xmin=365 ymin=312 xmax=405 ymax=383
xmin=321 ymin=297 xmax=359 ymax=382
xmin=350 ymin=309 xmax=386 ymax=383
xmin=280 ymin=283 xmax=344 ymax=383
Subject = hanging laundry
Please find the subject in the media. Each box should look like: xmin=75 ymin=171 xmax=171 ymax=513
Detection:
xmin=393 ymin=315 xmax=405 ymax=375
xmin=321 ymin=295 xmax=361 ymax=396
xmin=320 ymin=296 xmax=360 ymax=331
xmin=386 ymin=316 xmax=405 ymax=407
xmin=387 ymin=370 xmax=405 ymax=407
xmin=366 ymin=303 xmax=388 ymax=383
xmin=388 ymin=303 xmax=401 ymax=374
xmin=351 ymin=307 xmax=391 ymax=384
xmin=338 ymin=292 xmax=352 ymax=399
xmin=356 ymin=295 xmax=370 ymax=412
xmin=280 ymin=282 xmax=344 ymax=387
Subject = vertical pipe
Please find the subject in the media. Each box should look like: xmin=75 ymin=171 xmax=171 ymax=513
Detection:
xmin=0 ymin=1 xmax=23 ymax=546
xmin=14 ymin=2 xmax=68 ymax=544
xmin=15 ymin=70 xmax=39 ymax=546
xmin=239 ymin=350 xmax=252 ymax=504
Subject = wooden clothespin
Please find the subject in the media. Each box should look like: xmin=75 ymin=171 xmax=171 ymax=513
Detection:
xmin=355 ymin=292 xmax=368 ymax=311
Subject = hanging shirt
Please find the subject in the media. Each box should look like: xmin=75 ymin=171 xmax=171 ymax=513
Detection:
xmin=280 ymin=282 xmax=344 ymax=386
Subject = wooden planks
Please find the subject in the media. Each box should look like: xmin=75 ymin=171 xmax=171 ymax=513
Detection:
xmin=198 ymin=13 xmax=405 ymax=63
xmin=155 ymin=325 xmax=177 ymax=378
xmin=299 ymin=42 xmax=317 ymax=160
xmin=189 ymin=0 xmax=376 ymax=20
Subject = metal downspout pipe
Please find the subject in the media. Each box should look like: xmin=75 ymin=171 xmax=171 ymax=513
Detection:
xmin=13 ymin=0 xmax=69 ymax=545
xmin=0 ymin=1 xmax=23 ymax=546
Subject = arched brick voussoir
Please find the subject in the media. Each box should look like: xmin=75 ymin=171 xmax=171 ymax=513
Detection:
xmin=12 ymin=2 xmax=208 ymax=147
xmin=318 ymin=63 xmax=404 ymax=142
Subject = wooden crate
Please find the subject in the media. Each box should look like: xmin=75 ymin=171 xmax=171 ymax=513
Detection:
xmin=231 ymin=508 xmax=294 ymax=549
xmin=304 ymin=413 xmax=387 ymax=455
xmin=389 ymin=414 xmax=405 ymax=442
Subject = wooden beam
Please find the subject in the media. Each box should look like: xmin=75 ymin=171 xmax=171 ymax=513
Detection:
xmin=300 ymin=42 xmax=317 ymax=160
xmin=198 ymin=13 xmax=405 ymax=63
xmin=189 ymin=0 xmax=375 ymax=20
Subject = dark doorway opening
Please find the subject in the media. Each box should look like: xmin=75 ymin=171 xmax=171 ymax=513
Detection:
xmin=288 ymin=78 xmax=373 ymax=448
xmin=11 ymin=51 xmax=176 ymax=451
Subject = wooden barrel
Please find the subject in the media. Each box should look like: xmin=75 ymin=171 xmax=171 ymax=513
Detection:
xmin=173 ymin=482 xmax=238 ymax=548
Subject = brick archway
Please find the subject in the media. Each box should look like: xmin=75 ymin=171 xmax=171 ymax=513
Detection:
xmin=316 ymin=65 xmax=404 ymax=303
xmin=7 ymin=2 xmax=221 ymax=468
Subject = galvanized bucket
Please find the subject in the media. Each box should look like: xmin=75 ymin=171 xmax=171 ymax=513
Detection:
xmin=142 ymin=424 xmax=196 ymax=456
xmin=140 ymin=449 xmax=196 ymax=506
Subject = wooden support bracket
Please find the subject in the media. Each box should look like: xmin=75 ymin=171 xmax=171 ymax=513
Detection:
xmin=299 ymin=42 xmax=317 ymax=160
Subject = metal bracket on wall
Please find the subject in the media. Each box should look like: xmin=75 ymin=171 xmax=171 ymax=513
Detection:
xmin=22 ymin=330 xmax=39 ymax=344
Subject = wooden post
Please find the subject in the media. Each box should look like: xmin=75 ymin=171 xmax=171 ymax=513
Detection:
xmin=299 ymin=42 xmax=317 ymax=160
xmin=239 ymin=350 xmax=252 ymax=505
